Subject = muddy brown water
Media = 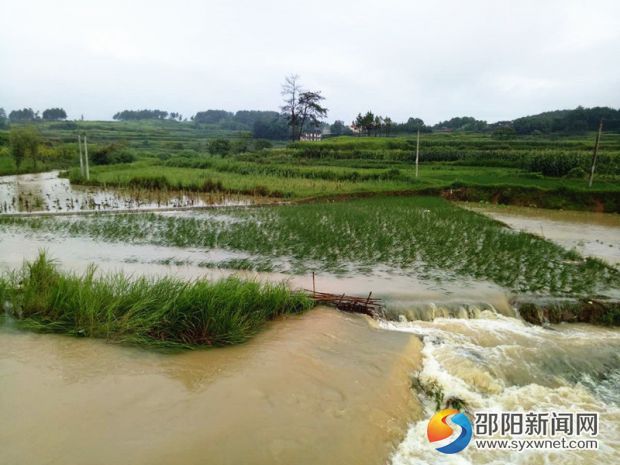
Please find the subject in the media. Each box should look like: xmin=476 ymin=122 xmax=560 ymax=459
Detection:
xmin=0 ymin=171 xmax=262 ymax=214
xmin=0 ymin=231 xmax=514 ymax=316
xmin=2 ymin=183 xmax=620 ymax=464
xmin=2 ymin=229 xmax=619 ymax=465
xmin=0 ymin=308 xmax=422 ymax=465
xmin=461 ymin=202 xmax=620 ymax=266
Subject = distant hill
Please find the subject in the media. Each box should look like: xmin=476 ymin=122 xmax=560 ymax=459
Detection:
xmin=511 ymin=106 xmax=620 ymax=135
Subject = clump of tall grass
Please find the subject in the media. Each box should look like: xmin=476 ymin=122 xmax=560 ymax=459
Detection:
xmin=0 ymin=252 xmax=313 ymax=349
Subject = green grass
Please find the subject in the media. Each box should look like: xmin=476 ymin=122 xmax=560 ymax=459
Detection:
xmin=65 ymin=157 xmax=620 ymax=195
xmin=0 ymin=252 xmax=313 ymax=349
xmin=3 ymin=122 xmax=620 ymax=209
xmin=65 ymin=159 xmax=415 ymax=197
xmin=3 ymin=197 xmax=618 ymax=296
xmin=0 ymin=151 xmax=72 ymax=176
xmin=61 ymin=156 xmax=620 ymax=212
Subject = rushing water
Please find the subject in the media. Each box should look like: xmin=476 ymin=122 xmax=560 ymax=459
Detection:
xmin=0 ymin=171 xmax=258 ymax=214
xmin=1 ymin=188 xmax=619 ymax=463
xmin=382 ymin=313 xmax=620 ymax=464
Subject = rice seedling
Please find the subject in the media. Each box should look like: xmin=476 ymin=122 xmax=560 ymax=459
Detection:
xmin=2 ymin=197 xmax=618 ymax=296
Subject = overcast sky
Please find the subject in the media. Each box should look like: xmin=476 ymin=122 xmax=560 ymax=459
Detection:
xmin=1 ymin=0 xmax=619 ymax=124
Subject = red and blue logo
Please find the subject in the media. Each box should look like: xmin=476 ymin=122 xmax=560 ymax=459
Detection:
xmin=427 ymin=409 xmax=473 ymax=454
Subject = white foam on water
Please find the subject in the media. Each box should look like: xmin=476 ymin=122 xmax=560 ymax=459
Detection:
xmin=381 ymin=314 xmax=620 ymax=465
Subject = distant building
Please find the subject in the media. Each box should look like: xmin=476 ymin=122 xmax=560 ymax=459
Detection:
xmin=300 ymin=130 xmax=323 ymax=141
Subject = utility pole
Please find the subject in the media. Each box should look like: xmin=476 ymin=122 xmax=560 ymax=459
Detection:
xmin=84 ymin=134 xmax=90 ymax=180
xmin=588 ymin=119 xmax=603 ymax=188
xmin=78 ymin=134 xmax=84 ymax=177
xmin=415 ymin=128 xmax=420 ymax=178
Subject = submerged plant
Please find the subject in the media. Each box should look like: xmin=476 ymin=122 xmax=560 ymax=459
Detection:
xmin=1 ymin=196 xmax=618 ymax=296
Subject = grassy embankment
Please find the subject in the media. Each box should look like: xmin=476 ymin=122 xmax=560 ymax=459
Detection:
xmin=61 ymin=132 xmax=620 ymax=211
xmin=2 ymin=122 xmax=620 ymax=209
xmin=0 ymin=252 xmax=312 ymax=349
xmin=3 ymin=196 xmax=618 ymax=296
xmin=0 ymin=119 xmax=252 ymax=176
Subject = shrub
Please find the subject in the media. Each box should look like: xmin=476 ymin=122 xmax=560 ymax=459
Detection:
xmin=91 ymin=143 xmax=136 ymax=165
xmin=208 ymin=138 xmax=231 ymax=155
xmin=253 ymin=139 xmax=273 ymax=150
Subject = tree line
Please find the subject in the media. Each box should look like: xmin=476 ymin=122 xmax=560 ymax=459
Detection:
xmin=113 ymin=109 xmax=182 ymax=121
xmin=348 ymin=112 xmax=430 ymax=137
xmin=511 ymin=107 xmax=620 ymax=135
xmin=2 ymin=101 xmax=618 ymax=140
xmin=2 ymin=107 xmax=67 ymax=122
xmin=339 ymin=107 xmax=620 ymax=137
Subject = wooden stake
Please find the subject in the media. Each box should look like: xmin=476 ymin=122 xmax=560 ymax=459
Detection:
xmin=78 ymin=135 xmax=84 ymax=177
xmin=588 ymin=119 xmax=603 ymax=188
xmin=84 ymin=135 xmax=90 ymax=180
xmin=312 ymin=272 xmax=316 ymax=294
xmin=415 ymin=128 xmax=420 ymax=178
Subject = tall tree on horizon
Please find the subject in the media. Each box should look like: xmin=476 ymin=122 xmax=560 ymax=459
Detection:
xmin=297 ymin=91 xmax=328 ymax=138
xmin=281 ymin=74 xmax=302 ymax=141
xmin=42 ymin=108 xmax=67 ymax=120
xmin=281 ymin=75 xmax=328 ymax=141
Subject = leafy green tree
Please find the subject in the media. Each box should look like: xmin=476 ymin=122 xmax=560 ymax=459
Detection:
xmin=25 ymin=126 xmax=41 ymax=169
xmin=9 ymin=126 xmax=40 ymax=168
xmin=91 ymin=143 xmax=136 ymax=165
xmin=329 ymin=120 xmax=352 ymax=136
xmin=361 ymin=111 xmax=375 ymax=136
xmin=9 ymin=108 xmax=38 ymax=122
xmin=252 ymin=139 xmax=273 ymax=150
xmin=352 ymin=113 xmax=364 ymax=135
xmin=403 ymin=117 xmax=425 ymax=132
xmin=280 ymin=75 xmax=328 ymax=141
xmin=383 ymin=117 xmax=393 ymax=136
xmin=252 ymin=115 xmax=289 ymax=140
xmin=112 ymin=109 xmax=169 ymax=120
xmin=193 ymin=110 xmax=233 ymax=124
xmin=434 ymin=116 xmax=487 ymax=131
xmin=9 ymin=128 xmax=28 ymax=168
xmin=234 ymin=110 xmax=280 ymax=127
xmin=374 ymin=115 xmax=383 ymax=136
xmin=42 ymin=108 xmax=67 ymax=120
xmin=297 ymin=91 xmax=328 ymax=137
xmin=0 ymin=108 xmax=7 ymax=129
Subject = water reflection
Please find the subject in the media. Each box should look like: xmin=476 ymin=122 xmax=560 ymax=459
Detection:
xmin=0 ymin=171 xmax=259 ymax=214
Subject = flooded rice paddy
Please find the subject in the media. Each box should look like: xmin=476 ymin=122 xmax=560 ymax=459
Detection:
xmin=0 ymin=171 xmax=261 ymax=214
xmin=1 ymin=173 xmax=620 ymax=464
